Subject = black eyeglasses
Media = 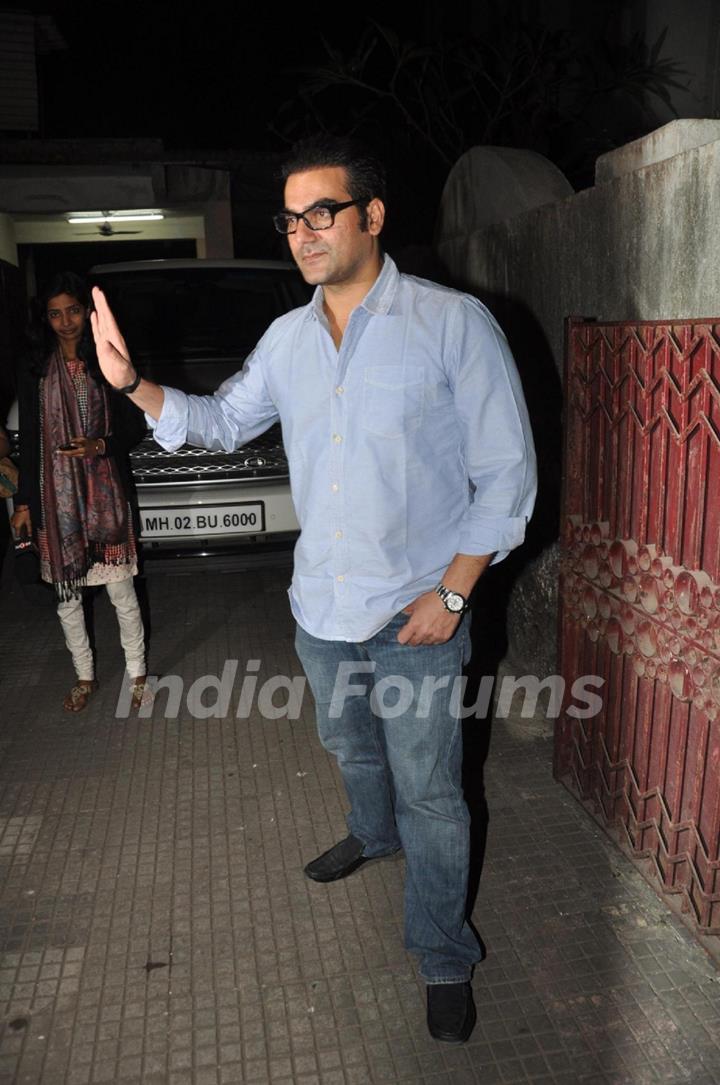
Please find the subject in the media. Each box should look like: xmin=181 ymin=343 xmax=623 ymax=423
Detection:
xmin=273 ymin=199 xmax=365 ymax=235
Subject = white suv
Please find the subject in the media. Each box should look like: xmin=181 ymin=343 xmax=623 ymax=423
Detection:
xmin=86 ymin=258 xmax=308 ymax=560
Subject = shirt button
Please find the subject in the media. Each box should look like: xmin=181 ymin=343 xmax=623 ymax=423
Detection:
xmin=331 ymin=483 xmax=339 ymax=492
xmin=335 ymin=386 xmax=344 ymax=395
xmin=333 ymin=433 xmax=343 ymax=444
xmin=335 ymin=530 xmax=343 ymax=539
xmin=336 ymin=574 xmax=345 ymax=582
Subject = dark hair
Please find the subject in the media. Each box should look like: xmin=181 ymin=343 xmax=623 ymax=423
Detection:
xmin=29 ymin=270 xmax=99 ymax=377
xmin=40 ymin=269 xmax=91 ymax=313
xmin=280 ymin=135 xmax=386 ymax=231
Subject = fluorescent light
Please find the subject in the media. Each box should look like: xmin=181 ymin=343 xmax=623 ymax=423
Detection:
xmin=113 ymin=213 xmax=164 ymax=222
xmin=67 ymin=212 xmax=165 ymax=224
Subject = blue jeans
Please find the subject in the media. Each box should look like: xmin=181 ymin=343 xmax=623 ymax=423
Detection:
xmin=295 ymin=613 xmax=481 ymax=983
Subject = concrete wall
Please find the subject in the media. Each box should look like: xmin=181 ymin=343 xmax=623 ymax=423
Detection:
xmin=198 ymin=199 xmax=233 ymax=259
xmin=435 ymin=120 xmax=720 ymax=675
xmin=0 ymin=215 xmax=17 ymax=266
xmin=438 ymin=120 xmax=720 ymax=378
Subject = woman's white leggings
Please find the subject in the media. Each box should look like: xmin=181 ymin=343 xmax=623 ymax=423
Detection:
xmin=56 ymin=578 xmax=146 ymax=681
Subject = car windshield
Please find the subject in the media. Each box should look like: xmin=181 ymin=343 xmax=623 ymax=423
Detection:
xmin=95 ymin=267 xmax=309 ymax=359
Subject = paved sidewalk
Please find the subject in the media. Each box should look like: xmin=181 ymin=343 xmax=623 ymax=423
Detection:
xmin=0 ymin=560 xmax=718 ymax=1085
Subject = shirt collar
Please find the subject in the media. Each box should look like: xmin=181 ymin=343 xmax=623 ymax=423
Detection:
xmin=306 ymin=253 xmax=399 ymax=322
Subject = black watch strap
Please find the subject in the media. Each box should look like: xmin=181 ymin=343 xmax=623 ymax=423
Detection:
xmin=113 ymin=370 xmax=141 ymax=395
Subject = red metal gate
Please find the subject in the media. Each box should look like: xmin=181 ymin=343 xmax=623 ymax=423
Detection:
xmin=556 ymin=317 xmax=720 ymax=944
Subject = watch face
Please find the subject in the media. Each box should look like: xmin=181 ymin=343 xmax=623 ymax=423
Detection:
xmin=446 ymin=592 xmax=464 ymax=612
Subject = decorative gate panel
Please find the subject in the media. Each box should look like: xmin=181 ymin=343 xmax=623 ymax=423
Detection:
xmin=556 ymin=318 xmax=720 ymax=939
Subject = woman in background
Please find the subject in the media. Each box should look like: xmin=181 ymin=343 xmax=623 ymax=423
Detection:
xmin=11 ymin=271 xmax=148 ymax=711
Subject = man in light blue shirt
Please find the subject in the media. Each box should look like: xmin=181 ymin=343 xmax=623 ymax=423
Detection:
xmin=91 ymin=136 xmax=536 ymax=1044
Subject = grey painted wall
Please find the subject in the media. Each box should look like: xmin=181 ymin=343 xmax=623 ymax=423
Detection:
xmin=438 ymin=122 xmax=720 ymax=375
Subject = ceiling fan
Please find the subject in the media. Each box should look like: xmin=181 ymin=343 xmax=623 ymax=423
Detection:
xmin=77 ymin=222 xmax=143 ymax=237
xmin=69 ymin=209 xmax=163 ymax=236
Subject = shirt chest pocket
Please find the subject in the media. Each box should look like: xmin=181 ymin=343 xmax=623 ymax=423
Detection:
xmin=361 ymin=365 xmax=425 ymax=439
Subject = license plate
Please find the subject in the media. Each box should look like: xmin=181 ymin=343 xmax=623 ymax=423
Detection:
xmin=140 ymin=502 xmax=265 ymax=539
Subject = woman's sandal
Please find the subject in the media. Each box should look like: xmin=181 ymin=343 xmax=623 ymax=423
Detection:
xmin=130 ymin=675 xmax=152 ymax=710
xmin=63 ymin=679 xmax=98 ymax=713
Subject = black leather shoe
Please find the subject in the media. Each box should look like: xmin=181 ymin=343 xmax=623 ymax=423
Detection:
xmin=304 ymin=834 xmax=371 ymax=883
xmin=426 ymin=981 xmax=476 ymax=1043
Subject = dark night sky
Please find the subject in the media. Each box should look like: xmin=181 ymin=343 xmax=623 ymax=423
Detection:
xmin=29 ymin=0 xmax=449 ymax=149
xmin=13 ymin=1 xmax=665 ymax=239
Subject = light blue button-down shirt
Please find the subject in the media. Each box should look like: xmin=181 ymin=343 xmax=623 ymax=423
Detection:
xmin=149 ymin=255 xmax=537 ymax=641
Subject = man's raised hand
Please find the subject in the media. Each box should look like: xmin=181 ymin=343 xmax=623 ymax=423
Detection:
xmin=90 ymin=286 xmax=166 ymax=419
xmin=90 ymin=287 xmax=136 ymax=390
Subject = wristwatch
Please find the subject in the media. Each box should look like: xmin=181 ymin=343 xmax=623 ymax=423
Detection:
xmin=435 ymin=583 xmax=470 ymax=614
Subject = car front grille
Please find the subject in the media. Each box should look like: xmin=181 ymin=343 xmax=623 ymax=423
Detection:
xmin=130 ymin=423 xmax=289 ymax=485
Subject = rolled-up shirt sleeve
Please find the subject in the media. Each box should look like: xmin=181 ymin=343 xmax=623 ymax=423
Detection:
xmin=147 ymin=345 xmax=279 ymax=453
xmin=449 ymin=297 xmax=537 ymax=563
xmin=147 ymin=385 xmax=190 ymax=451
